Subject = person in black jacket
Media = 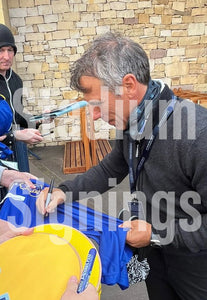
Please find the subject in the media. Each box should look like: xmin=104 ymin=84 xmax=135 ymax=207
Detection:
xmin=37 ymin=32 xmax=207 ymax=300
xmin=0 ymin=23 xmax=43 ymax=172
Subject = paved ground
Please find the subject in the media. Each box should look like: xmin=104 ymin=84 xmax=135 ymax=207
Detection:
xmin=29 ymin=144 xmax=149 ymax=300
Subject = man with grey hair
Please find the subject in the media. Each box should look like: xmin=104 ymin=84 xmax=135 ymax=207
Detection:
xmin=37 ymin=32 xmax=207 ymax=300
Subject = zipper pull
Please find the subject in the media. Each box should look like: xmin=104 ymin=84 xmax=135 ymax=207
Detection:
xmin=135 ymin=142 xmax=139 ymax=158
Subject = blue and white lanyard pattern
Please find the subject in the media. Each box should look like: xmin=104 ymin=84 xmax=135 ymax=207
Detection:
xmin=129 ymin=96 xmax=177 ymax=194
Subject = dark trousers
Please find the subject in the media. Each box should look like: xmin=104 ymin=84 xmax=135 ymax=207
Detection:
xmin=13 ymin=140 xmax=30 ymax=172
xmin=146 ymin=247 xmax=207 ymax=300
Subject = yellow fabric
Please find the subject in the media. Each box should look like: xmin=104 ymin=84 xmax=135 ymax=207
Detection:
xmin=34 ymin=224 xmax=102 ymax=295
xmin=0 ymin=232 xmax=81 ymax=300
xmin=0 ymin=224 xmax=101 ymax=299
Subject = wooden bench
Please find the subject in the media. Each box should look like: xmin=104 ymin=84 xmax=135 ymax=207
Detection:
xmin=63 ymin=106 xmax=112 ymax=174
xmin=173 ymin=88 xmax=207 ymax=108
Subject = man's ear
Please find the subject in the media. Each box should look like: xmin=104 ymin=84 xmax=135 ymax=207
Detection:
xmin=122 ymin=74 xmax=137 ymax=98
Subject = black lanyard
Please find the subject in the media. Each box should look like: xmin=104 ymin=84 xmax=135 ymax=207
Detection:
xmin=129 ymin=97 xmax=177 ymax=194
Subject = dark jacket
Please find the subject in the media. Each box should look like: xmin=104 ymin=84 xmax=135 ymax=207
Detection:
xmin=59 ymin=83 xmax=207 ymax=253
xmin=0 ymin=68 xmax=28 ymax=128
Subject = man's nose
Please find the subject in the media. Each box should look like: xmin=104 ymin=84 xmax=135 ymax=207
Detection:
xmin=3 ymin=51 xmax=10 ymax=59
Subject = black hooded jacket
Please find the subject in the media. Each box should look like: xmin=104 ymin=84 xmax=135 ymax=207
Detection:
xmin=0 ymin=68 xmax=28 ymax=128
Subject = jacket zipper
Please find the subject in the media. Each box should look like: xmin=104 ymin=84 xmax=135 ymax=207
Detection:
xmin=4 ymin=69 xmax=17 ymax=126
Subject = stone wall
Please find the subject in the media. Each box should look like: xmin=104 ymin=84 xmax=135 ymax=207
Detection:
xmin=7 ymin=0 xmax=207 ymax=145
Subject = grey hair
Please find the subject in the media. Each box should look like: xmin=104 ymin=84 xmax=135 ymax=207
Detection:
xmin=70 ymin=31 xmax=150 ymax=93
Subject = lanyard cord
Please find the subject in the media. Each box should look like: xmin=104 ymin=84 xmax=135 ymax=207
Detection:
xmin=129 ymin=96 xmax=177 ymax=194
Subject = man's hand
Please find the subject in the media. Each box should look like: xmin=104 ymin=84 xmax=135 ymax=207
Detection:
xmin=61 ymin=276 xmax=98 ymax=300
xmin=36 ymin=187 xmax=66 ymax=215
xmin=14 ymin=128 xmax=43 ymax=144
xmin=0 ymin=219 xmax=33 ymax=244
xmin=1 ymin=169 xmax=37 ymax=189
xmin=119 ymin=219 xmax=152 ymax=248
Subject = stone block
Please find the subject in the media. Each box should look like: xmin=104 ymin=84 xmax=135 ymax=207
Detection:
xmin=62 ymin=90 xmax=79 ymax=100
xmin=81 ymin=13 xmax=96 ymax=21
xmin=52 ymin=1 xmax=70 ymax=13
xmin=188 ymin=23 xmax=205 ymax=36
xmin=54 ymin=72 xmax=62 ymax=79
xmin=32 ymin=80 xmax=44 ymax=88
xmin=76 ymin=21 xmax=88 ymax=28
xmin=137 ymin=1 xmax=152 ymax=8
xmin=96 ymin=25 xmax=110 ymax=34
xmin=172 ymin=30 xmax=187 ymax=37
xmin=154 ymin=5 xmax=165 ymax=15
xmin=25 ymin=16 xmax=44 ymax=25
xmin=187 ymin=0 xmax=206 ymax=9
xmin=117 ymin=10 xmax=135 ymax=18
xmin=73 ymin=4 xmax=87 ymax=12
xmin=26 ymin=33 xmax=44 ymax=41
xmin=150 ymin=16 xmax=161 ymax=24
xmin=24 ymin=45 xmax=32 ymax=52
xmin=172 ymin=1 xmax=185 ymax=11
xmin=192 ymin=7 xmax=207 ymax=16
xmin=9 ymin=8 xmax=27 ymax=17
xmin=180 ymin=75 xmax=198 ymax=85
xmin=186 ymin=45 xmax=205 ymax=58
xmin=179 ymin=36 xmax=200 ymax=46
xmin=11 ymin=17 xmax=25 ymax=27
xmin=66 ymin=39 xmax=78 ymax=47
xmin=27 ymin=61 xmax=42 ymax=74
xmin=58 ymin=21 xmax=74 ymax=30
xmin=48 ymin=40 xmax=66 ymax=48
xmin=160 ymin=30 xmax=171 ymax=37
xmin=31 ymin=44 xmax=44 ymax=52
xmin=161 ymin=15 xmax=172 ymax=25
xmin=42 ymin=62 xmax=49 ymax=72
xmin=172 ymin=16 xmax=182 ymax=24
xmin=150 ymin=49 xmax=167 ymax=59
xmin=167 ymin=48 xmax=185 ymax=56
xmin=38 ymin=23 xmax=57 ymax=32
xmin=101 ymin=10 xmax=117 ymax=18
xmin=52 ymin=78 xmax=67 ymax=88
xmin=165 ymin=62 xmax=189 ymax=77
xmin=110 ymin=2 xmax=126 ymax=10
xmin=138 ymin=13 xmax=149 ymax=23
xmin=24 ymin=54 xmax=34 ymax=61
xmin=35 ymin=0 xmax=50 ymax=4
xmin=82 ymin=27 xmax=96 ymax=35
xmin=44 ymin=15 xmax=57 ymax=23
xmin=35 ymin=74 xmax=45 ymax=80
xmin=124 ymin=18 xmax=138 ymax=25
xmin=126 ymin=3 xmax=139 ymax=10
xmin=38 ymin=5 xmax=52 ymax=15
xmin=52 ymin=30 xmax=70 ymax=40
xmin=20 ymin=0 xmax=34 ymax=7
xmin=58 ymin=63 xmax=69 ymax=70
xmin=8 ymin=0 xmax=20 ymax=8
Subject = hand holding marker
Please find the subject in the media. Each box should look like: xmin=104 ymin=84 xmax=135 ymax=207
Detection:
xmin=77 ymin=248 xmax=97 ymax=293
xmin=41 ymin=130 xmax=54 ymax=137
xmin=44 ymin=176 xmax=55 ymax=217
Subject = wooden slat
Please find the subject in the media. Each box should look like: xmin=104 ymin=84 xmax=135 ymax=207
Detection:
xmin=63 ymin=105 xmax=112 ymax=174
xmin=173 ymin=88 xmax=207 ymax=107
xmin=94 ymin=139 xmax=112 ymax=164
xmin=63 ymin=141 xmax=86 ymax=174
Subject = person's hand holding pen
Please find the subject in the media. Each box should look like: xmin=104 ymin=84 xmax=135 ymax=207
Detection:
xmin=36 ymin=177 xmax=66 ymax=215
xmin=61 ymin=276 xmax=98 ymax=300
xmin=61 ymin=248 xmax=98 ymax=300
